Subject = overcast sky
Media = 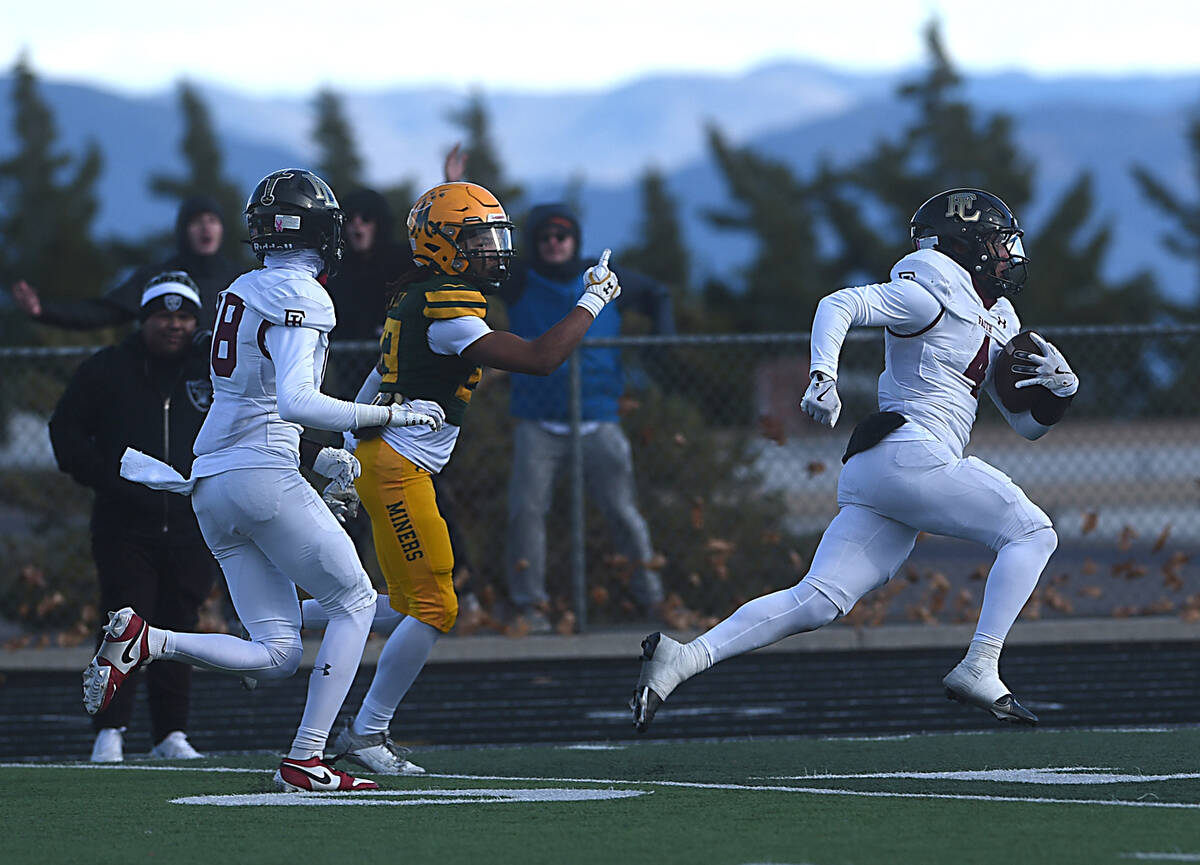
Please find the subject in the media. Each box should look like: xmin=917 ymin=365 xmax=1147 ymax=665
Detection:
xmin=5 ymin=0 xmax=1199 ymax=95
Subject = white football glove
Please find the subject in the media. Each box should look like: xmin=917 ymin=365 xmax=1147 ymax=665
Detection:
xmin=312 ymin=447 xmax=360 ymax=488
xmin=387 ymin=398 xmax=446 ymax=432
xmin=1012 ymin=332 xmax=1079 ymax=397
xmin=800 ymin=371 xmax=842 ymax=428
xmin=576 ymin=249 xmax=622 ymax=318
xmin=322 ymin=479 xmax=360 ymax=524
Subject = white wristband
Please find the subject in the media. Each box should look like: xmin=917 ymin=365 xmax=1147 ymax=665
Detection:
xmin=575 ymin=294 xmax=606 ymax=319
xmin=352 ymin=403 xmax=391 ymax=429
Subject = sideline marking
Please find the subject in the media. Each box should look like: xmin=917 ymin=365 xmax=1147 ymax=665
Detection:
xmin=762 ymin=767 xmax=1200 ymax=785
xmin=1121 ymin=855 xmax=1200 ymax=862
xmin=173 ymin=788 xmax=647 ymax=807
xmin=425 ymin=773 xmax=1200 ymax=810
xmin=4 ymin=764 xmax=1196 ymax=810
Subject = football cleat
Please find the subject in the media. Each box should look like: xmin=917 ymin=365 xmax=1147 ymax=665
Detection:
xmin=942 ymin=661 xmax=1038 ymax=725
xmin=273 ymin=756 xmax=379 ymax=792
xmin=82 ymin=608 xmax=153 ymax=716
xmin=90 ymin=728 xmax=124 ymax=763
xmin=630 ymin=632 xmax=690 ymax=734
xmin=332 ymin=722 xmax=426 ymax=776
xmin=149 ymin=731 xmax=204 ymax=760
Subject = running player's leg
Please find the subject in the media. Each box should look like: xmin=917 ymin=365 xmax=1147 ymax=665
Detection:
xmin=856 ymin=439 xmax=1054 ymax=722
xmin=155 ymin=472 xmax=308 ymax=679
xmin=633 ymin=503 xmax=918 ymax=732
xmin=239 ymin=469 xmax=376 ymax=759
xmin=301 ymin=594 xmax=404 ymax=635
xmin=335 ymin=439 xmax=452 ymax=774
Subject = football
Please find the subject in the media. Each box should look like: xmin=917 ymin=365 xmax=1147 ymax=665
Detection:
xmin=992 ymin=330 xmax=1044 ymax=414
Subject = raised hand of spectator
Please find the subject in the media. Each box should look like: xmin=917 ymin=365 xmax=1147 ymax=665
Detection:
xmin=444 ymin=143 xmax=468 ymax=183
xmin=11 ymin=280 xmax=42 ymax=318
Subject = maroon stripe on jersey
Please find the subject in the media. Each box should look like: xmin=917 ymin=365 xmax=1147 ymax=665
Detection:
xmin=887 ymin=306 xmax=944 ymax=338
xmin=257 ymin=321 xmax=272 ymax=359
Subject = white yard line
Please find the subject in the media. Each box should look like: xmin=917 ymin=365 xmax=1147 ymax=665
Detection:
xmin=2 ymin=763 xmax=1196 ymax=809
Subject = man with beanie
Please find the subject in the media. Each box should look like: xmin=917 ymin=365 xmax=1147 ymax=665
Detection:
xmin=12 ymin=195 xmax=241 ymax=328
xmin=49 ymin=272 xmax=217 ymax=762
xmin=499 ymin=203 xmax=675 ymax=631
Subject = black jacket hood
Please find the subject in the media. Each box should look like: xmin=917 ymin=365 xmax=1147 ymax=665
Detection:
xmin=524 ymin=203 xmax=582 ymax=281
xmin=174 ymin=195 xmax=226 ymax=255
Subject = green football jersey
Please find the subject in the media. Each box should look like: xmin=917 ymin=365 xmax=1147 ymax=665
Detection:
xmin=376 ymin=277 xmax=485 ymax=427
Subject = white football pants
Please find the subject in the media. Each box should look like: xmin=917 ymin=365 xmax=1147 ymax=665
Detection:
xmin=698 ymin=437 xmax=1056 ymax=665
xmin=174 ymin=468 xmax=377 ymax=758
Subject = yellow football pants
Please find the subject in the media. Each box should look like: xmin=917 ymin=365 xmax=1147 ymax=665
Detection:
xmin=354 ymin=437 xmax=457 ymax=633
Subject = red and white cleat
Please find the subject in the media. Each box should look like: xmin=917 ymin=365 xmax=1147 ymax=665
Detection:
xmin=274 ymin=756 xmax=379 ymax=792
xmin=82 ymin=608 xmax=153 ymax=716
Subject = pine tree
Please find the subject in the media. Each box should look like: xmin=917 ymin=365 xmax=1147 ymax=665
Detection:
xmin=0 ymin=55 xmax=111 ymax=343
xmin=839 ymin=19 xmax=1034 ymax=277
xmin=313 ymin=88 xmax=364 ymax=197
xmin=1131 ymin=113 xmax=1200 ymax=313
xmin=619 ymin=167 xmax=689 ymax=292
xmin=837 ymin=18 xmax=1166 ymax=326
xmin=703 ymin=125 xmax=838 ymax=333
xmin=148 ymin=81 xmax=249 ymax=263
xmin=448 ymin=92 xmax=523 ymax=210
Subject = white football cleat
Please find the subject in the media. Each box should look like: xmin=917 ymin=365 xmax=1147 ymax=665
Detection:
xmin=332 ymin=722 xmax=426 ymax=775
xmin=943 ymin=661 xmax=1038 ymax=725
xmin=90 ymin=728 xmax=124 ymax=763
xmin=274 ymin=756 xmax=379 ymax=792
xmin=150 ymin=731 xmax=203 ymax=760
xmin=631 ymin=632 xmax=692 ymax=733
xmin=83 ymin=608 xmax=153 ymax=716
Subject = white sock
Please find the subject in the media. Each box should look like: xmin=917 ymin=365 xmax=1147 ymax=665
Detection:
xmin=302 ymin=595 xmax=405 ymax=636
xmin=288 ymin=603 xmax=373 ymax=760
xmin=147 ymin=626 xmax=168 ymax=658
xmin=696 ymin=581 xmax=841 ymax=666
xmin=352 ymin=617 xmax=440 ymax=737
xmin=974 ymin=527 xmax=1057 ymax=646
xmin=963 ymin=639 xmax=1002 ymax=673
xmin=161 ymin=629 xmax=276 ymax=672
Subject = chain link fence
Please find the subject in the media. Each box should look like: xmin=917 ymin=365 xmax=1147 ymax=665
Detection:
xmin=2 ymin=324 xmax=1198 ymax=647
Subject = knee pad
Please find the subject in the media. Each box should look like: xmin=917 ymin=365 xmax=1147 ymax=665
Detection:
xmin=1025 ymin=525 xmax=1059 ymax=557
xmin=787 ymin=582 xmax=842 ymax=630
xmin=256 ymin=634 xmax=303 ymax=680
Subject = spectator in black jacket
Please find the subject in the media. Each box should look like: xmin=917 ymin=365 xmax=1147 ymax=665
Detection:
xmin=326 ymin=187 xmax=416 ymax=345
xmin=49 ymin=272 xmax=218 ymax=763
xmin=12 ymin=195 xmax=241 ymax=329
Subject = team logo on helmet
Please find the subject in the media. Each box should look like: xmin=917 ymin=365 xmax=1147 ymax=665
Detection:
xmin=260 ymin=171 xmax=295 ymax=206
xmin=945 ymin=192 xmax=981 ymax=222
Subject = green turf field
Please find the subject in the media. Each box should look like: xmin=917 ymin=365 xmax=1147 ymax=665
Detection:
xmin=4 ymin=727 xmax=1198 ymax=865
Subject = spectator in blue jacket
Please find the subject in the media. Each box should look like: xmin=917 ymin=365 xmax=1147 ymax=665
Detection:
xmin=498 ymin=203 xmax=675 ymax=631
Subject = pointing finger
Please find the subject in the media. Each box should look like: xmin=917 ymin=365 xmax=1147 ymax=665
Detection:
xmin=598 ymin=249 xmax=611 ymax=269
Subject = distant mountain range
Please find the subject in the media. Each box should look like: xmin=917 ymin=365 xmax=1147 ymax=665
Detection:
xmin=1 ymin=62 xmax=1198 ymax=304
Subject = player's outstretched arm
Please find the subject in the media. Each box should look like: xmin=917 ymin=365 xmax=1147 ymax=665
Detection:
xmin=464 ymin=250 xmax=620 ymax=375
xmin=267 ymin=326 xmax=442 ymax=432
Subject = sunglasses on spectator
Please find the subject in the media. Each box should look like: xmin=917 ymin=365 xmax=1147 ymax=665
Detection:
xmin=538 ymin=231 xmax=571 ymax=244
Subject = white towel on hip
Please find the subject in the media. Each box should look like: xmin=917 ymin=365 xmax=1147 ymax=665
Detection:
xmin=120 ymin=447 xmax=196 ymax=494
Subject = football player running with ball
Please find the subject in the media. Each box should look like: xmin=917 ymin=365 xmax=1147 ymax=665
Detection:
xmin=632 ymin=188 xmax=1079 ymax=733
xmin=317 ymin=182 xmax=623 ymax=776
xmin=83 ymin=169 xmax=444 ymax=792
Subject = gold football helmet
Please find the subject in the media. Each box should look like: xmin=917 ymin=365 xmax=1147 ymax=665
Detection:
xmin=407 ymin=182 xmax=514 ymax=289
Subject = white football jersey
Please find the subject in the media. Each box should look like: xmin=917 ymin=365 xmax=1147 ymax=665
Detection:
xmin=810 ymin=249 xmax=1019 ymax=456
xmin=192 ymin=252 xmax=337 ymax=477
